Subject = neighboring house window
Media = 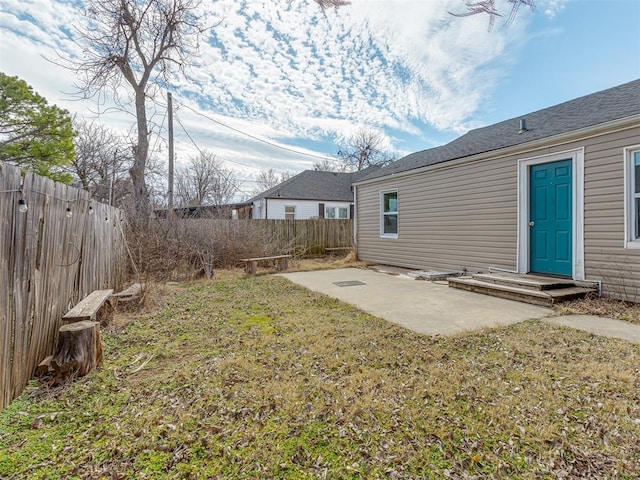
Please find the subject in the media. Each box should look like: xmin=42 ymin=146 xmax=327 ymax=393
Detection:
xmin=381 ymin=190 xmax=398 ymax=237
xmin=626 ymin=147 xmax=640 ymax=247
xmin=284 ymin=205 xmax=295 ymax=220
xmin=324 ymin=207 xmax=349 ymax=219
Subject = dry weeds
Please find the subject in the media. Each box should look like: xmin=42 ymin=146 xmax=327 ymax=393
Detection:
xmin=1 ymin=272 xmax=638 ymax=479
xmin=555 ymin=296 xmax=640 ymax=325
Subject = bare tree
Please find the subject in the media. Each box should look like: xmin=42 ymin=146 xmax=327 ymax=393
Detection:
xmin=337 ymin=127 xmax=393 ymax=171
xmin=312 ymin=158 xmax=344 ymax=172
xmin=68 ymin=119 xmax=131 ymax=204
xmin=70 ymin=0 xmax=205 ymax=222
xmin=175 ymin=150 xmax=239 ymax=207
xmin=252 ymin=168 xmax=293 ymax=195
xmin=449 ymin=0 xmax=536 ymax=31
xmin=309 ymin=0 xmax=350 ymax=9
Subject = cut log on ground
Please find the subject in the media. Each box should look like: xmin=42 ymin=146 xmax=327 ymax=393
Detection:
xmin=51 ymin=321 xmax=103 ymax=382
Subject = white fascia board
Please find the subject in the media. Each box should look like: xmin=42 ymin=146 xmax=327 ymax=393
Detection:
xmin=353 ymin=115 xmax=640 ymax=188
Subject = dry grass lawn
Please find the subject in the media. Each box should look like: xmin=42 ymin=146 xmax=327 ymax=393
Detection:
xmin=0 ymin=268 xmax=639 ymax=479
xmin=555 ymin=296 xmax=640 ymax=325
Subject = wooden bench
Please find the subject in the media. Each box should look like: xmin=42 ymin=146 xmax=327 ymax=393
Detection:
xmin=239 ymin=255 xmax=292 ymax=275
xmin=112 ymin=283 xmax=145 ymax=303
xmin=62 ymin=289 xmax=114 ymax=327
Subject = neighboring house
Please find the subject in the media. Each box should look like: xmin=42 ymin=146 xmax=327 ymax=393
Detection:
xmin=353 ymin=79 xmax=640 ymax=301
xmin=246 ymin=167 xmax=378 ymax=220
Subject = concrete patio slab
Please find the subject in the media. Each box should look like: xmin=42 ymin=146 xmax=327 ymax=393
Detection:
xmin=544 ymin=315 xmax=640 ymax=344
xmin=280 ymin=268 xmax=552 ymax=336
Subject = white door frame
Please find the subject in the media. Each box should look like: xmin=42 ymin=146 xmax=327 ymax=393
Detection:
xmin=516 ymin=148 xmax=585 ymax=280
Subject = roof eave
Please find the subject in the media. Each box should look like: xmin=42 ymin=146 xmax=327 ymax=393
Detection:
xmin=354 ymin=114 xmax=640 ymax=187
xmin=261 ymin=196 xmax=354 ymax=202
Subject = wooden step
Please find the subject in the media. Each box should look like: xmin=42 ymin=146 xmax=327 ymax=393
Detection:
xmin=448 ymin=277 xmax=596 ymax=307
xmin=472 ymin=272 xmax=577 ymax=291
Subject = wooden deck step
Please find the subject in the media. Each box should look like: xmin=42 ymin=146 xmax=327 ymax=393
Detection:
xmin=472 ymin=272 xmax=577 ymax=291
xmin=448 ymin=276 xmax=596 ymax=307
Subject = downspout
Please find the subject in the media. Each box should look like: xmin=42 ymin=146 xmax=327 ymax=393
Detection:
xmin=353 ymin=185 xmax=358 ymax=256
xmin=265 ymin=198 xmax=268 ymax=219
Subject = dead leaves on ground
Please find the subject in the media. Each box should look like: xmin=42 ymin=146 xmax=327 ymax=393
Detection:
xmin=1 ymin=274 xmax=639 ymax=479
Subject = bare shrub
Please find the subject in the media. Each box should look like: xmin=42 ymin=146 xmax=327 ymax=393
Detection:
xmin=123 ymin=219 xmax=280 ymax=280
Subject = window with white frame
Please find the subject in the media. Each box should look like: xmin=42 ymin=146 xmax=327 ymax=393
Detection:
xmin=325 ymin=206 xmax=349 ymax=219
xmin=284 ymin=205 xmax=295 ymax=220
xmin=381 ymin=190 xmax=398 ymax=237
xmin=626 ymin=147 xmax=640 ymax=246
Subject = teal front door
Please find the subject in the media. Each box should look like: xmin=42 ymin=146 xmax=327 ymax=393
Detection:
xmin=529 ymin=159 xmax=573 ymax=276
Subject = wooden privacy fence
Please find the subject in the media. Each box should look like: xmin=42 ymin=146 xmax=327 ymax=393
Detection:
xmin=0 ymin=163 xmax=127 ymax=410
xmin=261 ymin=218 xmax=353 ymax=255
xmin=172 ymin=218 xmax=354 ymax=259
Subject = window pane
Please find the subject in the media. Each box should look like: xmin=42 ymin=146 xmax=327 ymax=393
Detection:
xmin=635 ymin=152 xmax=640 ymax=194
xmin=384 ymin=192 xmax=397 ymax=213
xmin=326 ymin=207 xmax=336 ymax=219
xmin=338 ymin=208 xmax=348 ymax=219
xmin=384 ymin=214 xmax=397 ymax=234
xmin=636 ymin=198 xmax=640 ymax=239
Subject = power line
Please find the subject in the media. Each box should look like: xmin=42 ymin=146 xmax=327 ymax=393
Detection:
xmin=174 ymin=113 xmax=203 ymax=155
xmin=174 ymin=112 xmax=262 ymax=171
xmin=177 ymin=101 xmax=342 ymax=164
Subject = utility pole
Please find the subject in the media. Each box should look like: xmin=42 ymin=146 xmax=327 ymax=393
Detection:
xmin=167 ymin=91 xmax=174 ymax=216
xmin=109 ymin=149 xmax=117 ymax=206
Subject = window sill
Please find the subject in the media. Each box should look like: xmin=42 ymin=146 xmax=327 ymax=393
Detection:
xmin=380 ymin=234 xmax=398 ymax=239
xmin=625 ymin=241 xmax=640 ymax=249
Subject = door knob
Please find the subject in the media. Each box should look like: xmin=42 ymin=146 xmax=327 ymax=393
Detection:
xmin=528 ymin=221 xmax=535 ymax=227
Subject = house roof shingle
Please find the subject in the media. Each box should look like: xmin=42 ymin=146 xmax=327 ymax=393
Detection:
xmin=359 ymin=79 xmax=640 ymax=182
xmin=248 ymin=165 xmax=381 ymax=203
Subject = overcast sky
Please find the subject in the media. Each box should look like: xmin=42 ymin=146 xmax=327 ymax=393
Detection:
xmin=1 ymin=0 xmax=639 ymax=198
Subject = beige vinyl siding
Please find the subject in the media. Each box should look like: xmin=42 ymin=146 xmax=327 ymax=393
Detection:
xmin=582 ymin=126 xmax=640 ymax=300
xmin=357 ymin=155 xmax=518 ymax=273
xmin=356 ymin=124 xmax=640 ymax=301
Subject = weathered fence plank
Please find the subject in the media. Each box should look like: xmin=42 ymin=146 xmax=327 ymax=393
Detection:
xmin=173 ymin=218 xmax=353 ymax=258
xmin=0 ymin=163 xmax=127 ymax=410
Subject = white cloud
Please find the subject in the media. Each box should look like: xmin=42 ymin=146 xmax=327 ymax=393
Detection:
xmin=539 ymin=0 xmax=567 ymax=18
xmin=0 ymin=0 xmax=541 ymax=178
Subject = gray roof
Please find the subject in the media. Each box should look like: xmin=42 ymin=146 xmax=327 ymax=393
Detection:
xmin=248 ymin=165 xmax=381 ymax=203
xmin=361 ymin=79 xmax=640 ymax=182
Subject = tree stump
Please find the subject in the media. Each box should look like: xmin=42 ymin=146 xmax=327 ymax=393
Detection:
xmin=51 ymin=321 xmax=103 ymax=381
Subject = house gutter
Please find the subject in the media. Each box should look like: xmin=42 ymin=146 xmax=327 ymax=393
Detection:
xmin=353 ymin=115 xmax=640 ymax=187
xmin=353 ymin=184 xmax=358 ymax=255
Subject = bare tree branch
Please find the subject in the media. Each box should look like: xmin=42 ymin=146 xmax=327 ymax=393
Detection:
xmin=336 ymin=127 xmax=394 ymax=172
xmin=449 ymin=0 xmax=536 ymax=31
xmin=252 ymin=169 xmax=293 ymax=196
xmin=66 ymin=0 xmax=205 ymax=223
xmin=176 ymin=150 xmax=239 ymax=208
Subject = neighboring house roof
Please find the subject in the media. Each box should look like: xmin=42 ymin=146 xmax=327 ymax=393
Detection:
xmin=248 ymin=165 xmax=381 ymax=203
xmin=359 ymin=79 xmax=640 ymax=182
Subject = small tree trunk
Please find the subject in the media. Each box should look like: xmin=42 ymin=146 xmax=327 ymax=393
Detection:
xmin=51 ymin=321 xmax=103 ymax=381
xmin=129 ymin=88 xmax=150 ymax=224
